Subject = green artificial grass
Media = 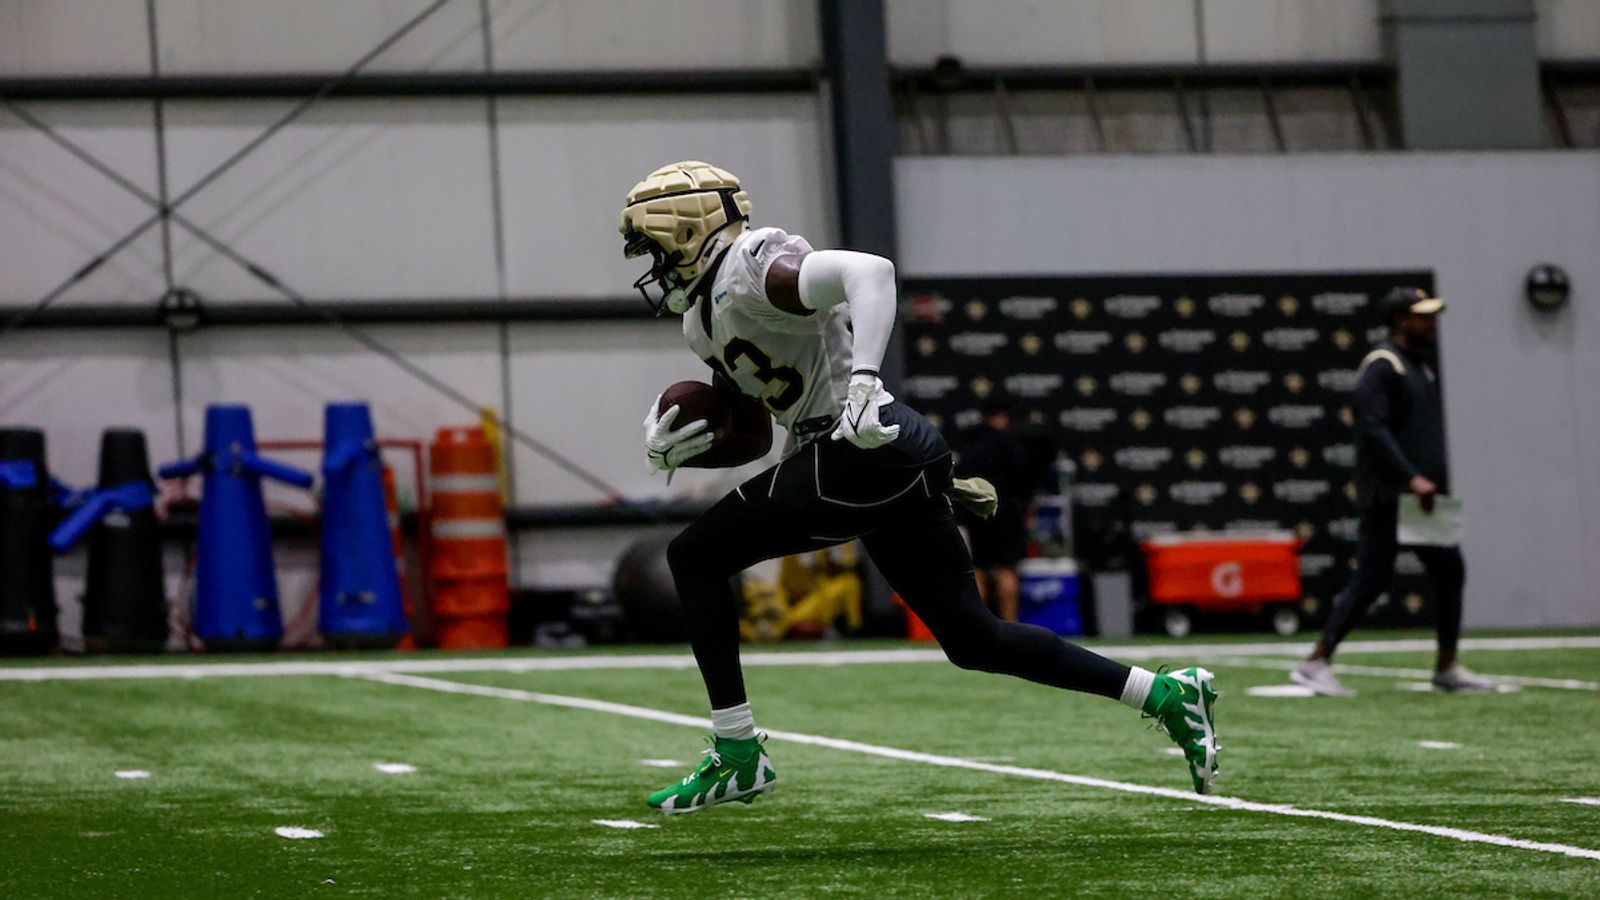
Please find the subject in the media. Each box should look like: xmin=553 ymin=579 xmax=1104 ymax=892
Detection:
xmin=3 ymin=635 xmax=1598 ymax=898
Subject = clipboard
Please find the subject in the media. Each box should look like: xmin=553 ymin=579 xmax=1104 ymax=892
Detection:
xmin=1396 ymin=494 xmax=1462 ymax=547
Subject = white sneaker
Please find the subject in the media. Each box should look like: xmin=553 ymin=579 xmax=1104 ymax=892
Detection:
xmin=1432 ymin=664 xmax=1496 ymax=693
xmin=1290 ymin=659 xmax=1355 ymax=697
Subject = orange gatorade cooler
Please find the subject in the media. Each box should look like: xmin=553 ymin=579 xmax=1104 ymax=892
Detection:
xmin=1140 ymin=530 xmax=1303 ymax=637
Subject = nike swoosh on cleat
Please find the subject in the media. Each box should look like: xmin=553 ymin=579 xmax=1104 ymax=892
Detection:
xmin=748 ymin=239 xmax=766 ymax=257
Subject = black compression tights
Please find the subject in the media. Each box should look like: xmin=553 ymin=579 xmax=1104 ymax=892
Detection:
xmin=666 ymin=489 xmax=1130 ymax=710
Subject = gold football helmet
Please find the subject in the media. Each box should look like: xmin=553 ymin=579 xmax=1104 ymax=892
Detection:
xmin=619 ymin=160 xmax=752 ymax=314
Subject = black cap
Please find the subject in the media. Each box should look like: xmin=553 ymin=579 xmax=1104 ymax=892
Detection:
xmin=1378 ymin=287 xmax=1445 ymax=325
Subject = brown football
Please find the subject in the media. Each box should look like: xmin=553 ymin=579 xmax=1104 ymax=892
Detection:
xmin=657 ymin=379 xmax=773 ymax=468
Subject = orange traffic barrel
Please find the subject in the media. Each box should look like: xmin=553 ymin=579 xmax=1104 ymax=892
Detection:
xmin=427 ymin=427 xmax=509 ymax=648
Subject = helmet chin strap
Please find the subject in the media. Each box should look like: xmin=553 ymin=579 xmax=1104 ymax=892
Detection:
xmin=664 ymin=230 xmax=739 ymax=315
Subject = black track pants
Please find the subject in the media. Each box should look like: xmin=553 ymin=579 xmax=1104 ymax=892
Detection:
xmin=1319 ymin=496 xmax=1466 ymax=658
xmin=666 ymin=434 xmax=1129 ymax=710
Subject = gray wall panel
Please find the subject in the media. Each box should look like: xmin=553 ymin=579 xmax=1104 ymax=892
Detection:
xmin=897 ymin=152 xmax=1600 ymax=628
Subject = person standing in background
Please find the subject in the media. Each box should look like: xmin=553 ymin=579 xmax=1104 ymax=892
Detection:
xmin=1293 ymin=288 xmax=1494 ymax=696
xmin=956 ymin=404 xmax=1033 ymax=623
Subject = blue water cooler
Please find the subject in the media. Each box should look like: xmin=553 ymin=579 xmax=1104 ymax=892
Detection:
xmin=1017 ymin=557 xmax=1083 ymax=636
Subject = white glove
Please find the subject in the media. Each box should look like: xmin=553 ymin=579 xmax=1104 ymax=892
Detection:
xmin=643 ymin=396 xmax=714 ymax=472
xmin=831 ymin=372 xmax=900 ymax=449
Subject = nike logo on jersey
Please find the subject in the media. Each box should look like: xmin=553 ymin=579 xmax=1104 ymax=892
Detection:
xmin=748 ymin=239 xmax=767 ymax=257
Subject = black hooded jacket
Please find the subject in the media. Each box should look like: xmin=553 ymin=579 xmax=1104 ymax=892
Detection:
xmin=1352 ymin=337 xmax=1450 ymax=503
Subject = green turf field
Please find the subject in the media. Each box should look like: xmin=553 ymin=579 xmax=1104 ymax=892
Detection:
xmin=3 ymin=633 xmax=1599 ymax=898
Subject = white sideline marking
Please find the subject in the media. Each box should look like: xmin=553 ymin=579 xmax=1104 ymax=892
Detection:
xmin=113 ymin=769 xmax=151 ymax=779
xmin=1560 ymin=798 xmax=1600 ymax=807
xmin=1216 ymin=657 xmax=1598 ymax=692
xmin=926 ymin=812 xmax=990 ymax=822
xmin=362 ymin=671 xmax=1600 ymax=862
xmin=593 ymin=819 xmax=658 ymax=830
xmin=4 ymin=636 xmax=1598 ymax=683
xmin=1245 ymin=684 xmax=1317 ymax=698
xmin=639 ymin=759 xmax=683 ymax=768
xmin=1416 ymin=741 xmax=1461 ymax=750
xmin=274 ymin=827 xmax=323 ymax=840
xmin=1398 ymin=681 xmax=1522 ymax=694
xmin=373 ymin=763 xmax=416 ymax=774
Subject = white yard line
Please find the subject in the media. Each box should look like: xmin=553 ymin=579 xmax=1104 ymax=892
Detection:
xmin=3 ymin=636 xmax=1598 ymax=683
xmin=1216 ymin=657 xmax=1599 ymax=691
xmin=359 ymin=671 xmax=1600 ymax=863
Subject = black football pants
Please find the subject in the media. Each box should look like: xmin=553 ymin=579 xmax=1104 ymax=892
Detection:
xmin=666 ymin=435 xmax=1129 ymax=710
xmin=1319 ymin=496 xmax=1465 ymax=658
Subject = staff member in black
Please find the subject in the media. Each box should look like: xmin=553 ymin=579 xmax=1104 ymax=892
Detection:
xmin=1292 ymin=288 xmax=1494 ymax=696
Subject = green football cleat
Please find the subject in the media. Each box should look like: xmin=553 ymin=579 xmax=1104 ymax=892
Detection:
xmin=647 ymin=734 xmax=777 ymax=814
xmin=1146 ymin=667 xmax=1220 ymax=794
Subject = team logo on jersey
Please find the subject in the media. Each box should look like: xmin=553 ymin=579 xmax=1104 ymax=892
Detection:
xmin=1278 ymin=294 xmax=1300 ymax=316
xmin=1284 ymin=372 xmax=1306 ymax=393
xmin=1239 ymin=482 xmax=1262 ymax=504
xmin=1106 ymin=295 xmax=1161 ymax=319
xmin=1079 ymin=449 xmax=1104 ymax=472
xmin=1289 ymin=447 xmax=1312 ymax=468
xmin=1209 ymin=293 xmax=1265 ymax=317
xmin=1130 ymin=408 xmax=1153 ymax=431
xmin=1019 ymin=333 xmax=1044 ymax=356
xmin=1124 ymin=331 xmax=1148 ymax=353
xmin=1332 ymin=328 xmax=1355 ymax=350
xmin=1338 ymin=406 xmax=1356 ymax=427
xmin=999 ymin=296 xmax=1057 ymax=320
xmin=970 ymin=376 xmax=993 ymax=398
xmin=914 ymin=336 xmax=939 ymax=357
xmin=1175 ymin=296 xmax=1197 ymax=318
xmin=1269 ymin=405 xmax=1325 ymax=429
xmin=1179 ymin=373 xmax=1202 ymax=395
xmin=1071 ymin=297 xmax=1093 ymax=320
xmin=1075 ymin=375 xmax=1098 ymax=397
xmin=1135 ymin=483 xmax=1159 ymax=506
xmin=964 ymin=299 xmax=988 ymax=321
xmin=1229 ymin=331 xmax=1252 ymax=352
xmin=1234 ymin=408 xmax=1257 ymax=430
xmin=1185 ymin=448 xmax=1207 ymax=470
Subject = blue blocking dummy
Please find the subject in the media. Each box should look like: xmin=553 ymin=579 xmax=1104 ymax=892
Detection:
xmin=318 ymin=403 xmax=407 ymax=648
xmin=159 ymin=406 xmax=314 ymax=650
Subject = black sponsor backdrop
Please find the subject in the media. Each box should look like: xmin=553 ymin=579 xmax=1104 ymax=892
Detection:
xmin=902 ymin=273 xmax=1437 ymax=627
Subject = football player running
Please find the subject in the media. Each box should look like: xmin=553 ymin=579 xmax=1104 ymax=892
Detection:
xmin=621 ymin=161 xmax=1220 ymax=813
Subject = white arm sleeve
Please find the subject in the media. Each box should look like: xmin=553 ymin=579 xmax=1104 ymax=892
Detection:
xmin=796 ymin=249 xmax=897 ymax=375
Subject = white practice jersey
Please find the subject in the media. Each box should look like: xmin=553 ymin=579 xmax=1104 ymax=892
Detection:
xmin=684 ymin=227 xmax=853 ymax=454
